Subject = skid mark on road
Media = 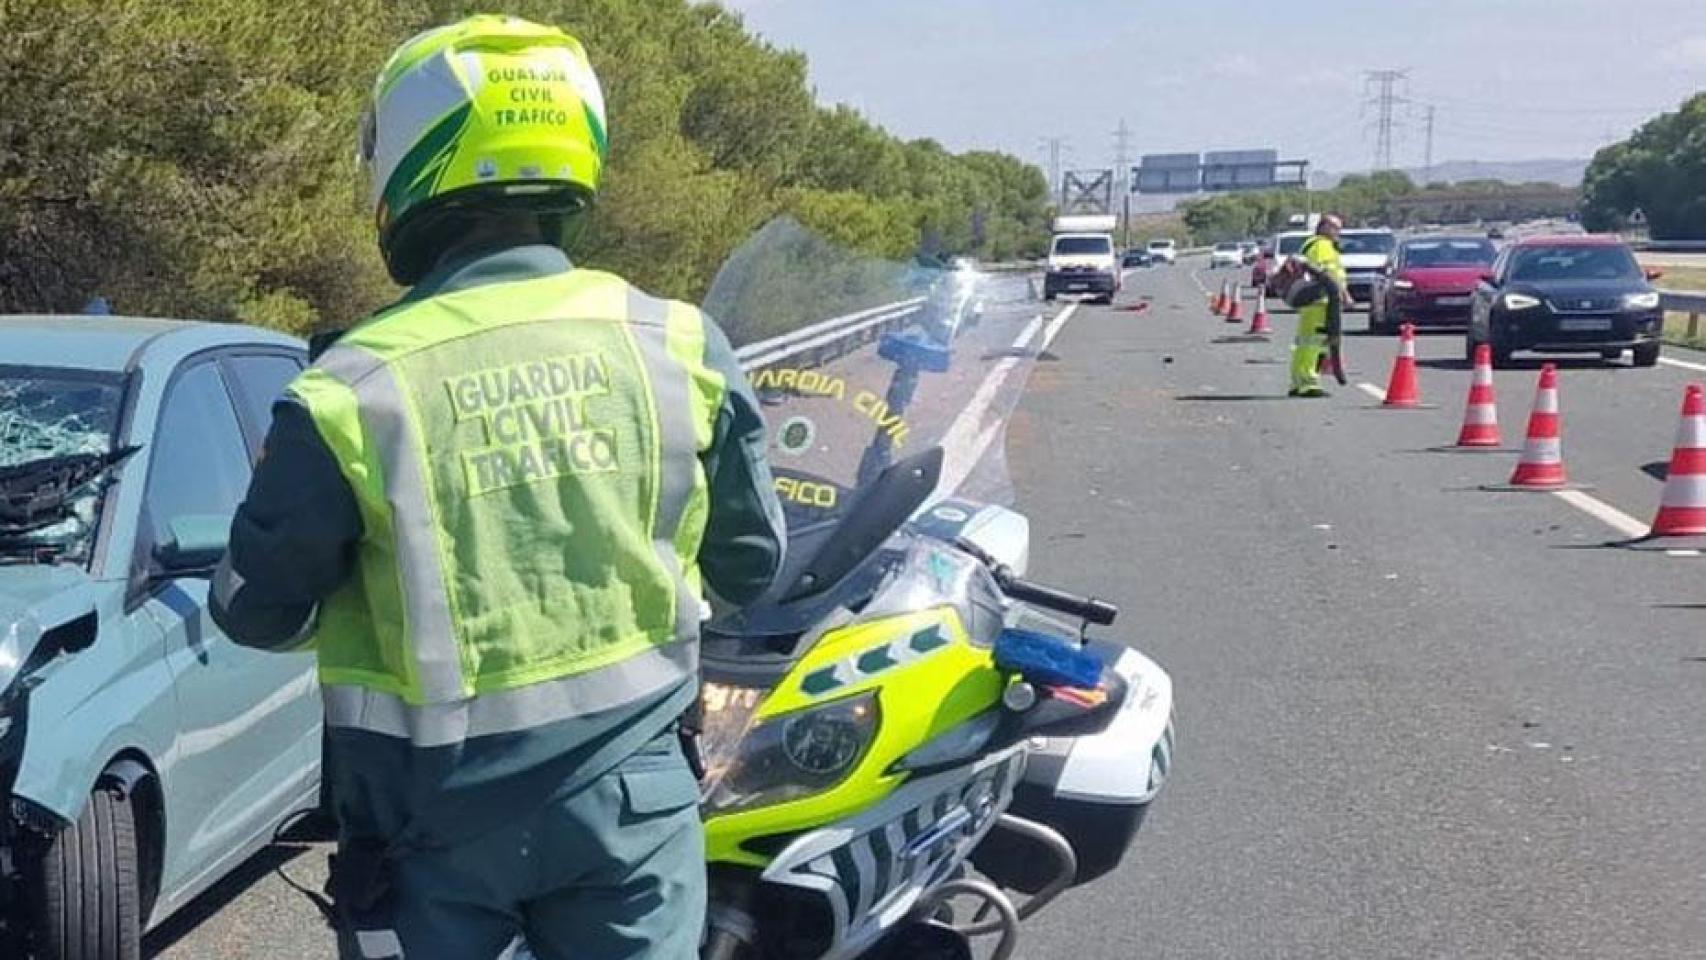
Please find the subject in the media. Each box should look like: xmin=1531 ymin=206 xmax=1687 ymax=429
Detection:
xmin=1552 ymin=489 xmax=1649 ymax=539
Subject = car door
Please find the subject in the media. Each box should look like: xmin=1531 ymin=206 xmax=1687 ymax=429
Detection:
xmin=134 ymin=357 xmax=319 ymax=898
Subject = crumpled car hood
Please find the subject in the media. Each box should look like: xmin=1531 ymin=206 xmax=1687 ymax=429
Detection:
xmin=0 ymin=565 xmax=98 ymax=692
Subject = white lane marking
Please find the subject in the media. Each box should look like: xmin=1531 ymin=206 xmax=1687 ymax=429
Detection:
xmin=1190 ymin=271 xmax=1209 ymax=295
xmin=1659 ymin=356 xmax=1706 ymax=374
xmin=1666 ymin=549 xmax=1702 ymax=557
xmin=937 ymin=304 xmax=1079 ymax=495
xmin=1553 ymin=489 xmax=1649 ymax=539
xmin=1357 ymin=382 xmax=1387 ymax=401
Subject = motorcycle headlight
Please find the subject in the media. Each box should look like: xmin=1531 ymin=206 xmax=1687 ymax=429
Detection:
xmin=698 ymin=681 xmax=766 ymax=786
xmin=1502 ymin=293 xmax=1541 ymax=311
xmin=703 ymin=692 xmax=880 ymax=815
xmin=1624 ymin=291 xmax=1661 ymax=310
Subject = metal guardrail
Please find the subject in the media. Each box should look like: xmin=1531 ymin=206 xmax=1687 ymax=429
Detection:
xmin=1661 ymin=289 xmax=1706 ymax=342
xmin=734 ymin=297 xmax=927 ymax=373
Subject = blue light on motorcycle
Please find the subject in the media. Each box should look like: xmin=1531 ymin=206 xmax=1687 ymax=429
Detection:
xmin=994 ymin=629 xmax=1102 ymax=690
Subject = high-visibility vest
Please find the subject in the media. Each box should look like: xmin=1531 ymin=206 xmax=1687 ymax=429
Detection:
xmin=1300 ymin=235 xmax=1346 ymax=286
xmin=290 ymin=268 xmax=726 ymax=748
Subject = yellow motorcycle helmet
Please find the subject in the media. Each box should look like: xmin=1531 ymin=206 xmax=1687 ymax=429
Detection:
xmin=360 ymin=15 xmax=608 ymax=283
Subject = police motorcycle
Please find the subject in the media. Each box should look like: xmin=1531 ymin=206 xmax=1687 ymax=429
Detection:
xmin=694 ymin=220 xmax=1176 ymax=960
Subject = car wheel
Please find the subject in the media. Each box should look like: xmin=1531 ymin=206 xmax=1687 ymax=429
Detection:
xmin=34 ymin=786 xmax=143 ymax=960
xmin=1633 ymin=342 xmax=1661 ymax=367
xmin=1491 ymin=345 xmax=1514 ymax=369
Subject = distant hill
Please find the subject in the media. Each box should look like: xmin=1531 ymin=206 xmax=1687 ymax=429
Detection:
xmin=1312 ymin=158 xmax=1588 ymax=190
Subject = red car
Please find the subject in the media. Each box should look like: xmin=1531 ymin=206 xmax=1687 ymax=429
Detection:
xmin=1368 ymin=235 xmax=1498 ymax=334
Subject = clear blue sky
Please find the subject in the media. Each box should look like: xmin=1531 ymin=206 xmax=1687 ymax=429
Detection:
xmin=718 ymin=0 xmax=1706 ymax=176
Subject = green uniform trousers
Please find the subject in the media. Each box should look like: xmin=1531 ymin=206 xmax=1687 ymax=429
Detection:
xmin=1290 ymin=302 xmax=1330 ymax=392
xmin=389 ymin=731 xmax=704 ymax=960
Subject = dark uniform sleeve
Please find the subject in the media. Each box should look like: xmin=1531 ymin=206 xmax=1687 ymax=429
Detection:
xmin=209 ymin=398 xmax=362 ymax=650
xmin=697 ymin=320 xmax=787 ymax=606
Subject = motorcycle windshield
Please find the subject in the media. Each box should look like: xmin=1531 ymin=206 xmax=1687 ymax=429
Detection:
xmin=703 ymin=218 xmax=1044 ymax=637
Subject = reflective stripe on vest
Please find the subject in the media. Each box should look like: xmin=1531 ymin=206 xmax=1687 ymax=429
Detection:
xmin=290 ymin=268 xmax=724 ymax=736
xmin=322 ymin=638 xmax=696 ymax=747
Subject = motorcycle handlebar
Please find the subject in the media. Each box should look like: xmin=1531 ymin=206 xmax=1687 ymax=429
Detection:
xmin=1000 ymin=575 xmax=1119 ymax=627
xmin=951 ymin=537 xmax=1119 ymax=626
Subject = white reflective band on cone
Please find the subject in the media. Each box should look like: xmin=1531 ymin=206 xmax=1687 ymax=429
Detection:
xmin=1523 ymin=437 xmax=1562 ymax=461
xmin=1534 ymin=391 xmax=1559 ymax=415
xmin=1660 ymin=474 xmax=1706 ymax=507
xmin=1465 ymin=406 xmax=1497 ymax=425
xmin=1675 ymin=416 xmax=1706 ymax=448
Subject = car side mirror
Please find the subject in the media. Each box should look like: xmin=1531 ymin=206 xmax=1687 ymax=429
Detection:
xmin=153 ymin=515 xmax=230 ymax=575
xmin=1645 ymin=268 xmax=1664 ymax=282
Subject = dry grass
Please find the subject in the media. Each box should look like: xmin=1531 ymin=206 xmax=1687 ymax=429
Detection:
xmin=1652 ymin=267 xmax=1706 ymax=349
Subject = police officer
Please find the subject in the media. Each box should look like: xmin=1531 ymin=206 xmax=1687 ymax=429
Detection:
xmin=209 ymin=16 xmax=786 ymax=960
xmin=1289 ymin=213 xmax=1351 ymax=398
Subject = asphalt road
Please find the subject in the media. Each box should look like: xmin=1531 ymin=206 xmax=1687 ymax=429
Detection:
xmin=147 ymin=258 xmax=1706 ymax=958
xmin=1015 ymin=259 xmax=1706 ymax=959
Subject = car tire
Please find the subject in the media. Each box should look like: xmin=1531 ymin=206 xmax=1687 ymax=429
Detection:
xmin=1491 ymin=345 xmax=1514 ymax=369
xmin=34 ymin=786 xmax=143 ymax=960
xmin=1633 ymin=342 xmax=1661 ymax=367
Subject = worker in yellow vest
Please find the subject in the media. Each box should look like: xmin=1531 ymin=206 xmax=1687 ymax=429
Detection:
xmin=1289 ymin=214 xmax=1351 ymax=397
xmin=211 ymin=16 xmax=785 ymax=959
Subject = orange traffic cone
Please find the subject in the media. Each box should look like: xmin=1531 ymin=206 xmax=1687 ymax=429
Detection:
xmin=1509 ymin=363 xmax=1567 ymax=488
xmin=1648 ymin=384 xmax=1706 ymax=536
xmin=1383 ymin=323 xmax=1422 ymax=407
xmin=1248 ymin=289 xmax=1272 ymax=336
xmin=1210 ymin=283 xmax=1226 ymax=316
xmin=1456 ymin=343 xmax=1501 ymax=447
xmin=1224 ymin=283 xmax=1243 ymax=323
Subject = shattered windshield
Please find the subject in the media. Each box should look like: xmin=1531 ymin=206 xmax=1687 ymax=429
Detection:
xmin=0 ymin=367 xmax=127 ymax=565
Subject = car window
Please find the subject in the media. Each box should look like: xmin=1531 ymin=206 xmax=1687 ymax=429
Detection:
xmin=1508 ymin=245 xmax=1641 ymax=282
xmin=1340 ymin=233 xmax=1396 ymax=255
xmin=141 ymin=362 xmax=253 ymax=559
xmin=224 ymin=354 xmax=303 ymax=454
xmin=1055 ymin=236 xmax=1111 ymax=255
xmin=1277 ymin=235 xmax=1306 ymax=255
xmin=1401 ymin=240 xmax=1497 ymax=269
